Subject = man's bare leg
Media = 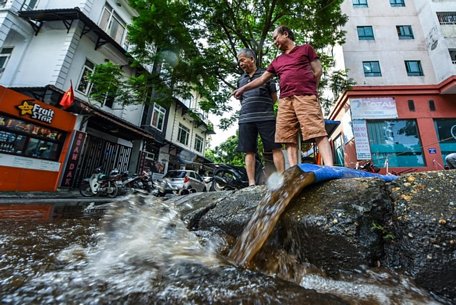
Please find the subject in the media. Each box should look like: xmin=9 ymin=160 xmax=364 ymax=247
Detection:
xmin=315 ymin=136 xmax=333 ymax=166
xmin=272 ymin=148 xmax=285 ymax=173
xmin=245 ymin=152 xmax=256 ymax=185
xmin=286 ymin=144 xmax=298 ymax=167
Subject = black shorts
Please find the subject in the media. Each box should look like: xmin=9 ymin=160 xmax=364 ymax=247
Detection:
xmin=237 ymin=121 xmax=282 ymax=153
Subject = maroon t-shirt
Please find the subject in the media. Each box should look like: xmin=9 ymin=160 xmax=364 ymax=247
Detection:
xmin=266 ymin=44 xmax=319 ymax=97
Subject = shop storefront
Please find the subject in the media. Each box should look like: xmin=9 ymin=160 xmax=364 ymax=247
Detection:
xmin=329 ymin=86 xmax=456 ymax=173
xmin=0 ymin=86 xmax=76 ymax=191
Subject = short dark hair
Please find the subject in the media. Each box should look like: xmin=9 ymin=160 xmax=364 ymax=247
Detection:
xmin=237 ymin=48 xmax=256 ymax=60
xmin=275 ymin=26 xmax=295 ymax=41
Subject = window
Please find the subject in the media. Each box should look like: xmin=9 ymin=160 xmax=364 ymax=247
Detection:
xmin=405 ymin=60 xmax=423 ymax=76
xmin=357 ymin=26 xmax=374 ymax=40
xmin=194 ymin=134 xmax=204 ymax=153
xmin=437 ymin=12 xmax=456 ymax=25
xmin=0 ymin=113 xmax=65 ymax=161
xmin=177 ymin=123 xmax=190 ymax=145
xmin=397 ymin=25 xmax=414 ymax=39
xmin=390 ymin=0 xmax=405 ymax=7
xmin=429 ymin=100 xmax=436 ymax=111
xmin=334 ymin=135 xmax=345 ymax=166
xmin=151 ymin=103 xmax=166 ymax=131
xmin=367 ymin=120 xmax=425 ymax=167
xmin=99 ymin=3 xmax=126 ymax=46
xmin=20 ymin=0 xmax=38 ymax=10
xmin=353 ymin=0 xmax=368 ymax=8
xmin=434 ymin=119 xmax=456 ymax=166
xmin=0 ymin=47 xmax=13 ymax=75
xmin=363 ymin=61 xmax=382 ymax=77
xmin=76 ymin=59 xmax=95 ymax=95
xmin=104 ymin=94 xmax=115 ymax=108
xmin=407 ymin=100 xmax=415 ymax=112
xmin=449 ymin=49 xmax=456 ymax=64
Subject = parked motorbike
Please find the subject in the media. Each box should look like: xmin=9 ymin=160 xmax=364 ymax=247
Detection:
xmin=356 ymin=161 xmax=380 ymax=173
xmin=116 ymin=170 xmax=154 ymax=195
xmin=79 ymin=167 xmax=119 ymax=197
xmin=209 ymin=156 xmax=265 ymax=191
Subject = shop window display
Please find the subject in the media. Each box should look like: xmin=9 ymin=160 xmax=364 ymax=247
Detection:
xmin=0 ymin=113 xmax=65 ymax=161
xmin=366 ymin=119 xmax=425 ymax=167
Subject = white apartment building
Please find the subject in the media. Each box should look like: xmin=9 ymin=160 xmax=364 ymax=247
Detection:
xmin=328 ymin=0 xmax=456 ymax=173
xmin=337 ymin=0 xmax=456 ymax=86
xmin=0 ymin=0 xmax=213 ymax=190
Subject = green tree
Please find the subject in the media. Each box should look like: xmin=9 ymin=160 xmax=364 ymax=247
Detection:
xmin=205 ymin=132 xmax=269 ymax=166
xmin=205 ymin=134 xmax=244 ymax=166
xmin=91 ymin=0 xmax=348 ymax=115
xmin=320 ymin=69 xmax=356 ymax=115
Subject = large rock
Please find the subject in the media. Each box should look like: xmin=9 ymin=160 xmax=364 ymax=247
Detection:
xmin=384 ymin=171 xmax=456 ymax=303
xmin=175 ymin=187 xmax=264 ymax=236
xmin=280 ymin=178 xmax=392 ymax=276
xmin=167 ymin=169 xmax=456 ymax=303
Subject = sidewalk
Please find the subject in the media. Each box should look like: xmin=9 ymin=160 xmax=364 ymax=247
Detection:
xmin=0 ymin=189 xmax=113 ymax=204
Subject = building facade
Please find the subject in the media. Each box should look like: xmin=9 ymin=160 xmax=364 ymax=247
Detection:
xmin=328 ymin=0 xmax=456 ymax=173
xmin=141 ymin=93 xmax=214 ymax=180
xmin=0 ymin=0 xmax=212 ymax=191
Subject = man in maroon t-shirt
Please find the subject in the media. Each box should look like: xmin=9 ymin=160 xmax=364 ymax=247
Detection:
xmin=233 ymin=26 xmax=333 ymax=167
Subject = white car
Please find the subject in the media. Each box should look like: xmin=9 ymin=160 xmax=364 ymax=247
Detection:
xmin=156 ymin=170 xmax=207 ymax=196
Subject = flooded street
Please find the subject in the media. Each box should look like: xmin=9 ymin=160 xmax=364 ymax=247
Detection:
xmin=0 ymin=199 xmax=343 ymax=304
xmin=0 ymin=193 xmax=445 ymax=305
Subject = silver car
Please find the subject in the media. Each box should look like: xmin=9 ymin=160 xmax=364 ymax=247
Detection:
xmin=156 ymin=170 xmax=207 ymax=196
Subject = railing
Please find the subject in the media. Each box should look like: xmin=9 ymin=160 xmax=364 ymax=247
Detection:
xmin=437 ymin=12 xmax=456 ymax=25
xmin=20 ymin=0 xmax=38 ymax=11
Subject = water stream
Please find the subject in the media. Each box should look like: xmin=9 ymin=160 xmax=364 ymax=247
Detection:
xmin=229 ymin=167 xmax=315 ymax=267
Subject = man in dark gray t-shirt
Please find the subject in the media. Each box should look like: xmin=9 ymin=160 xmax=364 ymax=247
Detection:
xmin=236 ymin=48 xmax=284 ymax=186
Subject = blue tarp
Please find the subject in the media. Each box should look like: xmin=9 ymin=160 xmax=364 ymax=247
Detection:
xmin=298 ymin=164 xmax=398 ymax=183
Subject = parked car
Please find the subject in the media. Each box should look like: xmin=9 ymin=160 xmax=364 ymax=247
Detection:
xmin=155 ymin=170 xmax=207 ymax=196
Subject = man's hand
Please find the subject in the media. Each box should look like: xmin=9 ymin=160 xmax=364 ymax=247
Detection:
xmin=232 ymin=87 xmax=244 ymax=99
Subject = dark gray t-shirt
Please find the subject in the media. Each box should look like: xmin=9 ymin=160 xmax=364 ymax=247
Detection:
xmin=238 ymin=68 xmax=277 ymax=124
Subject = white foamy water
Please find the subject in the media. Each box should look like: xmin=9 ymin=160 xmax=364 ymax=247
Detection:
xmin=53 ymin=196 xmax=222 ymax=295
xmin=266 ymin=172 xmax=284 ymax=191
xmin=300 ymin=271 xmax=442 ymax=305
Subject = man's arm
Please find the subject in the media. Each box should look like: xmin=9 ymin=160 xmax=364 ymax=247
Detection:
xmin=233 ymin=71 xmax=274 ymax=99
xmin=271 ymin=91 xmax=278 ymax=105
xmin=310 ymin=59 xmax=322 ymax=88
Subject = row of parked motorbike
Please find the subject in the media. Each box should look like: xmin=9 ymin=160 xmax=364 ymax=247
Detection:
xmin=79 ymin=167 xmax=154 ymax=198
xmin=79 ymin=161 xmax=260 ymax=198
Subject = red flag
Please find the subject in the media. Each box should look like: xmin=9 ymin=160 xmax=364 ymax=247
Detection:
xmin=59 ymin=82 xmax=74 ymax=109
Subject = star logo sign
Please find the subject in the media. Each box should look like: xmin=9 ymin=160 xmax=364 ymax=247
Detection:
xmin=17 ymin=101 xmax=34 ymax=116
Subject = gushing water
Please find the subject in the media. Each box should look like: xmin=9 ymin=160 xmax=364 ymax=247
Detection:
xmin=1 ymin=196 xmax=223 ymax=304
xmin=229 ymin=167 xmax=315 ymax=266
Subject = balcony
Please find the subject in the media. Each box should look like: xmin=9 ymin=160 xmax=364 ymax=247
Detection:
xmin=18 ymin=8 xmax=129 ymax=56
xmin=20 ymin=0 xmax=38 ymax=11
xmin=437 ymin=12 xmax=456 ymax=25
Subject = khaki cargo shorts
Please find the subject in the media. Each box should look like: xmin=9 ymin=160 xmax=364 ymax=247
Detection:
xmin=275 ymin=95 xmax=327 ymax=144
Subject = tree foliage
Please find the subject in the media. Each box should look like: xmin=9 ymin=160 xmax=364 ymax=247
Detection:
xmin=205 ymin=132 xmax=269 ymax=166
xmin=205 ymin=133 xmax=244 ymax=165
xmin=320 ymin=69 xmax=356 ymax=115
xmin=90 ymin=0 xmax=352 ymax=160
xmin=91 ymin=0 xmax=348 ymax=111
